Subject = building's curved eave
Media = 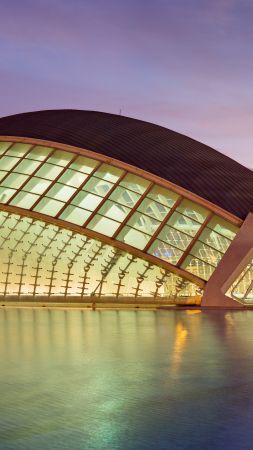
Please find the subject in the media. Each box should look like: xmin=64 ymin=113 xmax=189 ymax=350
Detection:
xmin=0 ymin=136 xmax=242 ymax=226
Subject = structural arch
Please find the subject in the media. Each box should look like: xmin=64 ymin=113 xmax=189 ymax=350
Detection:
xmin=0 ymin=110 xmax=251 ymax=307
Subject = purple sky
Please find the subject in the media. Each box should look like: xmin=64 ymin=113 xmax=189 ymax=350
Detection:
xmin=1 ymin=0 xmax=253 ymax=167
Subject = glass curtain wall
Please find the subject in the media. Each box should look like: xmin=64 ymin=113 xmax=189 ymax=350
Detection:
xmin=0 ymin=141 xmax=239 ymax=282
xmin=0 ymin=210 xmax=200 ymax=302
xmin=226 ymin=256 xmax=253 ymax=304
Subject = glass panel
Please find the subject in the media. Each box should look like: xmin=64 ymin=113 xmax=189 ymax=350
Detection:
xmin=0 ymin=156 xmax=19 ymax=170
xmin=70 ymin=156 xmax=99 ymax=174
xmin=167 ymin=211 xmax=201 ymax=237
xmin=47 ymin=150 xmax=74 ymax=166
xmin=127 ymin=211 xmax=160 ymax=235
xmin=190 ymin=242 xmax=223 ymax=266
xmin=98 ymin=200 xmax=130 ymax=222
xmin=22 ymin=177 xmax=52 ymax=194
xmin=13 ymin=159 xmax=41 ymax=175
xmin=176 ymin=199 xmax=208 ymax=223
xmin=83 ymin=177 xmax=113 ymax=196
xmin=36 ymin=163 xmax=64 ymax=180
xmin=26 ymin=146 xmax=52 ymax=161
xmin=181 ymin=255 xmax=215 ymax=281
xmin=198 ymin=228 xmax=231 ymax=253
xmin=58 ymin=169 xmax=88 ymax=188
xmin=0 ymin=187 xmax=16 ymax=203
xmin=120 ymin=174 xmax=150 ymax=194
xmin=138 ymin=198 xmax=170 ymax=221
xmin=33 ymin=198 xmax=64 ymax=216
xmin=234 ymin=273 xmax=252 ymax=298
xmin=158 ymin=225 xmax=192 ymax=250
xmin=116 ymin=226 xmax=150 ymax=250
xmin=0 ymin=209 xmax=202 ymax=299
xmin=46 ymin=183 xmax=76 ymax=202
xmin=245 ymin=287 xmax=253 ymax=302
xmin=71 ymin=191 xmax=102 ymax=211
xmin=94 ymin=164 xmax=123 ymax=182
xmin=226 ymin=258 xmax=253 ymax=303
xmin=147 ymin=185 xmax=179 ymax=208
xmin=6 ymin=143 xmax=32 ymax=157
xmin=87 ymin=215 xmax=120 ymax=237
xmin=0 ymin=142 xmax=12 ymax=154
xmin=207 ymin=216 xmax=238 ymax=240
xmin=0 ymin=171 xmax=8 ymax=182
xmin=1 ymin=173 xmax=29 ymax=189
xmin=109 ymin=186 xmax=140 ymax=207
xmin=59 ymin=205 xmax=91 ymax=225
xmin=148 ymin=240 xmax=183 ymax=265
xmin=10 ymin=192 xmax=39 ymax=209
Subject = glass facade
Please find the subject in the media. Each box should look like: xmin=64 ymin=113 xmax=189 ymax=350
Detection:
xmin=0 ymin=140 xmax=239 ymax=289
xmin=226 ymin=256 xmax=253 ymax=304
xmin=0 ymin=210 xmax=200 ymax=301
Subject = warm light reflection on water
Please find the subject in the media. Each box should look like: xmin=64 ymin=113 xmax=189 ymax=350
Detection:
xmin=1 ymin=308 xmax=253 ymax=450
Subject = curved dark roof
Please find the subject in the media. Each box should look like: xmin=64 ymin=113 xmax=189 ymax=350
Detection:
xmin=0 ymin=109 xmax=252 ymax=219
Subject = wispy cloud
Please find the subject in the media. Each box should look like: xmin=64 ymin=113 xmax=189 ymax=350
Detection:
xmin=0 ymin=0 xmax=252 ymax=167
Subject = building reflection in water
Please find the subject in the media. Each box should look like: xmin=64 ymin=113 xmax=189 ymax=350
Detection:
xmin=1 ymin=308 xmax=253 ymax=450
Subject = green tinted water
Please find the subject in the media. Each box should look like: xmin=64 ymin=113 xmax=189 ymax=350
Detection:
xmin=1 ymin=308 xmax=253 ymax=450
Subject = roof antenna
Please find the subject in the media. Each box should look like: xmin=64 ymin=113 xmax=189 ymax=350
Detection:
xmin=119 ymin=108 xmax=122 ymax=116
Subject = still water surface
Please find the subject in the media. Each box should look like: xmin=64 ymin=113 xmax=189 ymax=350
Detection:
xmin=1 ymin=308 xmax=253 ymax=450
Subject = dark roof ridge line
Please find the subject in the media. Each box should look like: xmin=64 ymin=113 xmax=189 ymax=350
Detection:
xmin=0 ymin=108 xmax=249 ymax=172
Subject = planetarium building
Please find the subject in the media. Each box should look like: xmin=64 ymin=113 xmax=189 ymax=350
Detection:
xmin=0 ymin=110 xmax=252 ymax=308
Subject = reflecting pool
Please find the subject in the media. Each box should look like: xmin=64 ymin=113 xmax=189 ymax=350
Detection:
xmin=1 ymin=308 xmax=253 ymax=450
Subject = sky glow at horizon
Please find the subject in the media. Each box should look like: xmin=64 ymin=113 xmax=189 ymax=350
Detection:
xmin=1 ymin=0 xmax=253 ymax=168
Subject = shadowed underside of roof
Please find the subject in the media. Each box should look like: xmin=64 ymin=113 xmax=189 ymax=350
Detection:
xmin=0 ymin=109 xmax=252 ymax=219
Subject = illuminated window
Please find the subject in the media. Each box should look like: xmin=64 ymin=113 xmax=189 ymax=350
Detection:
xmin=226 ymin=256 xmax=253 ymax=304
xmin=0 ymin=140 xmax=239 ymax=281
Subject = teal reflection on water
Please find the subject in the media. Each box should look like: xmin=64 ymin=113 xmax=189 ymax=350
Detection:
xmin=1 ymin=309 xmax=253 ymax=450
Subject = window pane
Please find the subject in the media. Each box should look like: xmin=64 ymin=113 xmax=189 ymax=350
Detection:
xmin=167 ymin=211 xmax=201 ymax=236
xmin=33 ymin=198 xmax=64 ymax=216
xmin=0 ymin=171 xmax=8 ymax=182
xmin=0 ymin=142 xmax=12 ymax=154
xmin=94 ymin=164 xmax=123 ymax=182
xmin=6 ymin=143 xmax=32 ymax=157
xmin=207 ymin=216 xmax=238 ymax=240
xmin=198 ymin=228 xmax=231 ymax=253
xmin=138 ymin=198 xmax=169 ymax=221
xmin=87 ymin=215 xmax=120 ymax=237
xmin=148 ymin=240 xmax=183 ymax=264
xmin=26 ymin=146 xmax=52 ymax=161
xmin=109 ymin=186 xmax=140 ymax=207
xmin=36 ymin=163 xmax=64 ymax=180
xmin=127 ymin=211 xmax=160 ymax=235
xmin=0 ymin=156 xmax=19 ymax=170
xmin=71 ymin=191 xmax=102 ymax=211
xmin=158 ymin=225 xmax=192 ymax=250
xmin=10 ymin=192 xmax=39 ymax=209
xmin=0 ymin=187 xmax=16 ymax=203
xmin=1 ymin=173 xmax=29 ymax=189
xmin=58 ymin=169 xmax=88 ymax=188
xmin=120 ymin=174 xmax=150 ymax=194
xmin=83 ymin=177 xmax=113 ymax=196
xmin=148 ymin=185 xmax=179 ymax=208
xmin=116 ymin=226 xmax=150 ymax=250
xmin=190 ymin=242 xmax=223 ymax=266
xmin=22 ymin=177 xmax=52 ymax=194
xmin=181 ymin=255 xmax=215 ymax=281
xmin=70 ymin=156 xmax=99 ymax=174
xmin=46 ymin=183 xmax=76 ymax=202
xmin=13 ymin=159 xmax=41 ymax=175
xmin=47 ymin=150 xmax=74 ymax=167
xmin=98 ymin=200 xmax=130 ymax=222
xmin=176 ymin=199 xmax=208 ymax=223
xmin=60 ymin=205 xmax=91 ymax=225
